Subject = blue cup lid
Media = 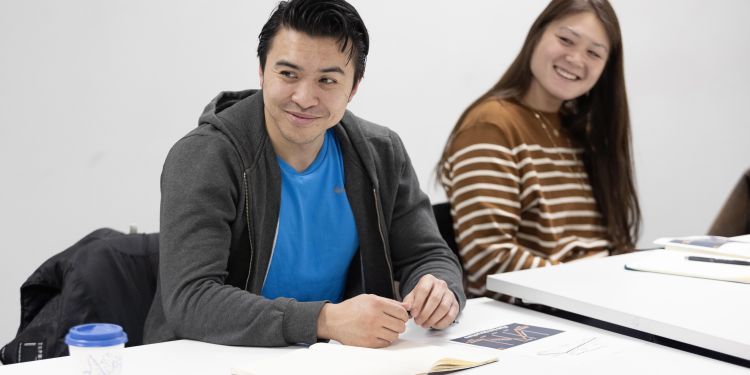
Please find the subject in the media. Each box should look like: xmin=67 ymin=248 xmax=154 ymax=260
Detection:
xmin=65 ymin=323 xmax=128 ymax=347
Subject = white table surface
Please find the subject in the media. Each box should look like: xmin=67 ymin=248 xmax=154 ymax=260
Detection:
xmin=1 ymin=297 xmax=745 ymax=374
xmin=486 ymin=250 xmax=750 ymax=362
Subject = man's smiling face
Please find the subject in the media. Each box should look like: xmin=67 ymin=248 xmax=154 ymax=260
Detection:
xmin=260 ymin=27 xmax=359 ymax=155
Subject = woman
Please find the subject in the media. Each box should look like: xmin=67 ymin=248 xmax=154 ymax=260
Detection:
xmin=438 ymin=0 xmax=640 ymax=297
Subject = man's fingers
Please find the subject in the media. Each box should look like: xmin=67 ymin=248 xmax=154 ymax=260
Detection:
xmin=432 ymin=300 xmax=459 ymax=329
xmin=381 ymin=313 xmax=407 ymax=335
xmin=415 ymin=291 xmax=440 ymax=325
xmin=379 ymin=297 xmax=409 ymax=322
xmin=376 ymin=327 xmax=400 ymax=346
xmin=408 ymin=276 xmax=435 ymax=318
xmin=415 ymin=280 xmax=448 ymax=326
xmin=424 ymin=292 xmax=453 ymax=328
xmin=369 ymin=336 xmax=392 ymax=348
xmin=402 ymin=293 xmax=414 ymax=313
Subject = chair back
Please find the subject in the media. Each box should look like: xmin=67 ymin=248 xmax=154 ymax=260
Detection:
xmin=432 ymin=202 xmax=459 ymax=258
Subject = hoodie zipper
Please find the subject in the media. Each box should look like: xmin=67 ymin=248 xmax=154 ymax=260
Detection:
xmin=243 ymin=171 xmax=254 ymax=291
xmin=372 ymin=188 xmax=397 ymax=297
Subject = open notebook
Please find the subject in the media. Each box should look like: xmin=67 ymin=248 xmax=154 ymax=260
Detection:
xmin=231 ymin=340 xmax=497 ymax=375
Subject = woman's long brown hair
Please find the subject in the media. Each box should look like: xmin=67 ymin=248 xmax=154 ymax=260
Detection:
xmin=437 ymin=0 xmax=641 ymax=250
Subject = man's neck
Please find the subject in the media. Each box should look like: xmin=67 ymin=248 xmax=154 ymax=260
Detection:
xmin=271 ymin=134 xmax=325 ymax=172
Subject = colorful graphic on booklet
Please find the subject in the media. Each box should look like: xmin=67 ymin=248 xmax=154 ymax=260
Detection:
xmin=452 ymin=323 xmax=563 ymax=350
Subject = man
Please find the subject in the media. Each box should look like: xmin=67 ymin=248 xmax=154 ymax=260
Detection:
xmin=144 ymin=0 xmax=465 ymax=348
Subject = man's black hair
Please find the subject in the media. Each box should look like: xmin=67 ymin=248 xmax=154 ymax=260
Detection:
xmin=257 ymin=0 xmax=369 ymax=86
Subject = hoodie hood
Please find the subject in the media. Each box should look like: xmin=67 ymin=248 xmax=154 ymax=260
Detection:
xmin=197 ymin=89 xmax=269 ymax=173
xmin=198 ymin=89 xmax=259 ymax=128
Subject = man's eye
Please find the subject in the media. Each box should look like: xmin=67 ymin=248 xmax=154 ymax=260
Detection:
xmin=320 ymin=77 xmax=337 ymax=85
xmin=279 ymin=71 xmax=297 ymax=79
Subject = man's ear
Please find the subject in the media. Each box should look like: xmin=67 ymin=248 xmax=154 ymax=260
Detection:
xmin=348 ymin=78 xmax=362 ymax=103
xmin=258 ymin=66 xmax=264 ymax=87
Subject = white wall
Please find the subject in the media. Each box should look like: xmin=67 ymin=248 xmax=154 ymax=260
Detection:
xmin=1 ymin=0 xmax=749 ymax=345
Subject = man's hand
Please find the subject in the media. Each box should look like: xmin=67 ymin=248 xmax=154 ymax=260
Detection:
xmin=316 ymin=294 xmax=409 ymax=348
xmin=402 ymin=274 xmax=458 ymax=329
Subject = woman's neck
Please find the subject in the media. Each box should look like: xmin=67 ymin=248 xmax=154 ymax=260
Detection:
xmin=521 ymin=80 xmax=562 ymax=113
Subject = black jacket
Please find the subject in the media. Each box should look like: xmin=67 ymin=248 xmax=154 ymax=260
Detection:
xmin=0 ymin=228 xmax=158 ymax=364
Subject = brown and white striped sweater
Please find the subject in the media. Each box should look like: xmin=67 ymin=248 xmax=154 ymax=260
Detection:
xmin=441 ymin=98 xmax=611 ymax=297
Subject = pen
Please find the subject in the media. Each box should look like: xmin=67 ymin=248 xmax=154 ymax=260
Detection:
xmin=685 ymin=256 xmax=750 ymax=266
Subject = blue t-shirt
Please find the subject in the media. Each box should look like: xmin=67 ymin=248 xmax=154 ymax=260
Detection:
xmin=261 ymin=129 xmax=359 ymax=303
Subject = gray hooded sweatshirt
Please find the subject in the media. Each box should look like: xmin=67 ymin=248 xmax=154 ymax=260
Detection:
xmin=143 ymin=89 xmax=465 ymax=346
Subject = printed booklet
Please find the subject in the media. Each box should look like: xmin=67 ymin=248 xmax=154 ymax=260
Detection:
xmin=452 ymin=323 xmax=564 ymax=350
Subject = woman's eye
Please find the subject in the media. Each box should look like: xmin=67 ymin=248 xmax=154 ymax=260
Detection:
xmin=557 ymin=36 xmax=573 ymax=46
xmin=588 ymin=50 xmax=602 ymax=59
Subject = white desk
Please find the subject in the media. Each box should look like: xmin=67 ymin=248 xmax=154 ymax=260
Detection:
xmin=486 ymin=250 xmax=750 ymax=363
xmin=0 ymin=298 xmax=744 ymax=374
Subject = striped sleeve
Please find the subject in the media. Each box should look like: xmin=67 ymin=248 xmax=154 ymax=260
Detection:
xmin=442 ymin=122 xmax=556 ymax=297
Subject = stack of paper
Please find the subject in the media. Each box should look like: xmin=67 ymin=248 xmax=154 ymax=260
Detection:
xmin=653 ymin=236 xmax=750 ymax=259
xmin=625 ymin=250 xmax=750 ymax=284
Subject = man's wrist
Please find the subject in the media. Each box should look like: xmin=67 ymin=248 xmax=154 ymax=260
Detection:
xmin=316 ymin=302 xmax=333 ymax=340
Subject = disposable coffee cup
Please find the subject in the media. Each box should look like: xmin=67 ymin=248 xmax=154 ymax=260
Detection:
xmin=65 ymin=323 xmax=128 ymax=375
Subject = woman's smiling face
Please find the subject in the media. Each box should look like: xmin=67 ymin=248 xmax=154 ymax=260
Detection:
xmin=524 ymin=11 xmax=610 ymax=111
